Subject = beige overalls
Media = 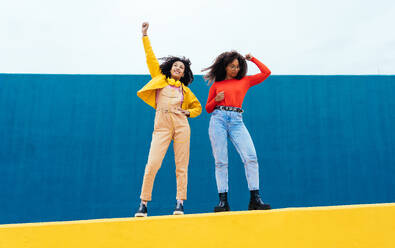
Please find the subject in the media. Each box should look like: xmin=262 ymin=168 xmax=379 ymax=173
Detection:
xmin=140 ymin=85 xmax=191 ymax=201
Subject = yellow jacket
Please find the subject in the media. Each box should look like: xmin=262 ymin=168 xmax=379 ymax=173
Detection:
xmin=137 ymin=36 xmax=202 ymax=118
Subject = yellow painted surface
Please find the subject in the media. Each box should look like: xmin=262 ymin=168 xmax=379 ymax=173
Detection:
xmin=0 ymin=203 xmax=394 ymax=248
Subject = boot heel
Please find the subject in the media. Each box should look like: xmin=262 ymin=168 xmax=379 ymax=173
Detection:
xmin=249 ymin=190 xmax=271 ymax=210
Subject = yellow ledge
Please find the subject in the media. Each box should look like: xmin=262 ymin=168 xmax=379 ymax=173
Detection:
xmin=1 ymin=203 xmax=394 ymax=248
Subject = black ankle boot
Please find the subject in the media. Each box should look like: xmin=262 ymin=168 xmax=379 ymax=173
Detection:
xmin=248 ymin=190 xmax=271 ymax=210
xmin=214 ymin=192 xmax=230 ymax=212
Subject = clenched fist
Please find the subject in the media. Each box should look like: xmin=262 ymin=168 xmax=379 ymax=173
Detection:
xmin=245 ymin=53 xmax=253 ymax=61
xmin=215 ymin=91 xmax=225 ymax=102
xmin=142 ymin=22 xmax=149 ymax=36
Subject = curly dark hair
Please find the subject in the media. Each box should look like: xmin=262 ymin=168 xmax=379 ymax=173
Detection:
xmin=159 ymin=56 xmax=194 ymax=86
xmin=202 ymin=51 xmax=247 ymax=83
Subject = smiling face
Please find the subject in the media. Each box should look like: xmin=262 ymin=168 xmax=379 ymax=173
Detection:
xmin=225 ymin=59 xmax=240 ymax=79
xmin=170 ymin=61 xmax=185 ymax=81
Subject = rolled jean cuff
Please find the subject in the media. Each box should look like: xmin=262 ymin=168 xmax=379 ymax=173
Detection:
xmin=140 ymin=194 xmax=152 ymax=202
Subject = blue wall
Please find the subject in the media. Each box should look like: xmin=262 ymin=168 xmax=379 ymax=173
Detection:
xmin=0 ymin=74 xmax=394 ymax=224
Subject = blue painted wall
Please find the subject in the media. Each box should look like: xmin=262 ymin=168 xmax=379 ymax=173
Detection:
xmin=0 ymin=74 xmax=394 ymax=224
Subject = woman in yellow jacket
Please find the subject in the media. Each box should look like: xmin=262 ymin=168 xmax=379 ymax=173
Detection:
xmin=135 ymin=22 xmax=202 ymax=217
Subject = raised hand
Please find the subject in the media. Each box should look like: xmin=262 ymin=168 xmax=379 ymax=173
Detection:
xmin=142 ymin=22 xmax=149 ymax=36
xmin=245 ymin=53 xmax=253 ymax=61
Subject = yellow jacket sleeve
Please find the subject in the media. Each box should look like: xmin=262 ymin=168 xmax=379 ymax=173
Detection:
xmin=142 ymin=36 xmax=162 ymax=78
xmin=184 ymin=89 xmax=202 ymax=118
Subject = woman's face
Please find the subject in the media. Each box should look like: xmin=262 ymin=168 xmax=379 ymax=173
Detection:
xmin=225 ymin=59 xmax=240 ymax=79
xmin=170 ymin=61 xmax=185 ymax=81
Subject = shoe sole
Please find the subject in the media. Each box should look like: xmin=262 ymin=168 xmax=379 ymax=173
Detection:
xmin=173 ymin=211 xmax=184 ymax=215
xmin=214 ymin=208 xmax=231 ymax=212
xmin=248 ymin=205 xmax=271 ymax=210
xmin=134 ymin=213 xmax=147 ymax=217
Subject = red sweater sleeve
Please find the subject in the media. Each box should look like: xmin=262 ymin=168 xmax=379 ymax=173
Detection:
xmin=245 ymin=57 xmax=271 ymax=87
xmin=205 ymin=84 xmax=218 ymax=113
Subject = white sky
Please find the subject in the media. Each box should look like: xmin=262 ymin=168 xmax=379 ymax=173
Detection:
xmin=1 ymin=0 xmax=395 ymax=75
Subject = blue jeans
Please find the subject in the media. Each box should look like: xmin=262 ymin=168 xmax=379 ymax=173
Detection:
xmin=209 ymin=109 xmax=260 ymax=193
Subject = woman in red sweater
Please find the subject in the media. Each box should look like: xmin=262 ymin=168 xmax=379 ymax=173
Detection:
xmin=203 ymin=51 xmax=271 ymax=212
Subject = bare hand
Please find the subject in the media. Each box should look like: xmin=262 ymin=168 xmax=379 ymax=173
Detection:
xmin=215 ymin=91 xmax=224 ymax=102
xmin=245 ymin=53 xmax=253 ymax=61
xmin=142 ymin=22 xmax=149 ymax=36
xmin=178 ymin=108 xmax=190 ymax=117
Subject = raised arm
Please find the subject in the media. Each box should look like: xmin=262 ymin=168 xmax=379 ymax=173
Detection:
xmin=142 ymin=22 xmax=162 ymax=78
xmin=244 ymin=54 xmax=271 ymax=87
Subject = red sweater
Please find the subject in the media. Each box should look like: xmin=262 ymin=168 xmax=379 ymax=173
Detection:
xmin=205 ymin=57 xmax=271 ymax=113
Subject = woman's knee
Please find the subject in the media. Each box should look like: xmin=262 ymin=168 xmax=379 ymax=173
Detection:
xmin=243 ymin=156 xmax=258 ymax=168
xmin=144 ymin=162 xmax=161 ymax=175
xmin=175 ymin=166 xmax=188 ymax=175
xmin=215 ymin=161 xmax=228 ymax=169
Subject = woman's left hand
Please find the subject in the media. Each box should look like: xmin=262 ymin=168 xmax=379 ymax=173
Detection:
xmin=245 ymin=53 xmax=253 ymax=61
xmin=178 ymin=108 xmax=190 ymax=117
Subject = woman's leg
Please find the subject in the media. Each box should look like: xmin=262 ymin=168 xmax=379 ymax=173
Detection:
xmin=140 ymin=112 xmax=173 ymax=202
xmin=228 ymin=114 xmax=260 ymax=191
xmin=229 ymin=117 xmax=271 ymax=210
xmin=209 ymin=111 xmax=229 ymax=193
xmin=173 ymin=116 xmax=191 ymax=201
